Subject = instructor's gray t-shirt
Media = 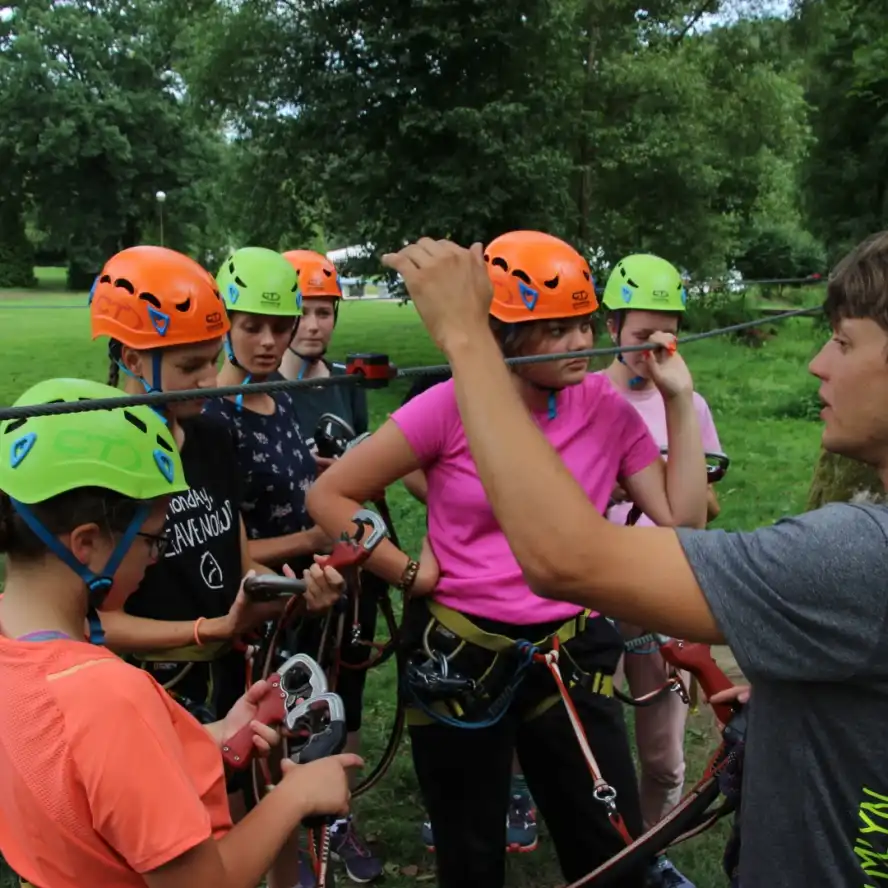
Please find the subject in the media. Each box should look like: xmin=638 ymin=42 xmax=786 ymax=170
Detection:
xmin=677 ymin=503 xmax=888 ymax=888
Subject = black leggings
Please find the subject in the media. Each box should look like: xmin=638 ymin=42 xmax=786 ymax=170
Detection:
xmin=408 ymin=617 xmax=646 ymax=888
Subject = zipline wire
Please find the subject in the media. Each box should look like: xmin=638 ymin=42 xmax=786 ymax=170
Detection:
xmin=0 ymin=305 xmax=820 ymax=421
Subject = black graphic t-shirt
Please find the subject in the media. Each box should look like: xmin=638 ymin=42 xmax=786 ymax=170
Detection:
xmin=202 ymin=391 xmax=316 ymax=542
xmin=125 ymin=415 xmax=245 ymax=716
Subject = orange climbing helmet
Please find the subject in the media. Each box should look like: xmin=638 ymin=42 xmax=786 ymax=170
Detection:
xmin=89 ymin=245 xmax=230 ymax=349
xmin=485 ymin=231 xmax=598 ymax=324
xmin=282 ymin=250 xmax=343 ymax=300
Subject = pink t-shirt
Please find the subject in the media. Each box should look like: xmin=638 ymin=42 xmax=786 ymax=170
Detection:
xmin=599 ymin=373 xmax=722 ymax=529
xmin=391 ymin=375 xmax=660 ymax=625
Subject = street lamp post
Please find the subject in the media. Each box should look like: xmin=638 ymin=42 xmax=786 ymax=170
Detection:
xmin=155 ymin=190 xmax=167 ymax=246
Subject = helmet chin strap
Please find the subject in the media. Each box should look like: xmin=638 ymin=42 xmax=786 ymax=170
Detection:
xmin=224 ymin=334 xmax=252 ymax=412
xmin=618 ymin=353 xmax=648 ymax=389
xmin=521 ymin=376 xmax=563 ymax=420
xmin=613 ymin=317 xmax=647 ymax=389
xmin=9 ymin=499 xmax=152 ymax=645
xmin=111 ymin=346 xmax=166 ymax=420
xmin=289 ymin=346 xmax=328 ymax=380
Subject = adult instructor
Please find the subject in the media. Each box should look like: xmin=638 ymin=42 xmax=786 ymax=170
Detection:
xmin=382 ymin=235 xmax=888 ymax=888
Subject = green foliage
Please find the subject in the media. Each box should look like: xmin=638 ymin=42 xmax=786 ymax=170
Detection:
xmin=0 ymin=0 xmax=228 ymax=275
xmin=683 ymin=290 xmax=761 ymax=338
xmin=0 ymin=200 xmax=36 ymax=288
xmin=185 ymin=1 xmax=812 ymax=280
xmin=735 ymin=224 xmax=826 ymax=280
xmin=800 ymin=0 xmax=888 ymax=258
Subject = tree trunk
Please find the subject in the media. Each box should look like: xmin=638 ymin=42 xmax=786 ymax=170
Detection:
xmin=806 ymin=448 xmax=883 ymax=510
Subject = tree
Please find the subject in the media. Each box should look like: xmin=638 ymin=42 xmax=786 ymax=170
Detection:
xmin=191 ymin=0 xmax=812 ymax=281
xmin=800 ymin=0 xmax=888 ymax=261
xmin=0 ymin=0 xmax=223 ymax=287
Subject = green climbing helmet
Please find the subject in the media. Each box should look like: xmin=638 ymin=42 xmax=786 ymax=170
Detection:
xmin=602 ymin=254 xmax=687 ymax=313
xmin=216 ymin=246 xmax=302 ymax=317
xmin=0 ymin=378 xmax=188 ymax=504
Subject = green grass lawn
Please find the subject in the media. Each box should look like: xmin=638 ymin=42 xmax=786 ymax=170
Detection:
xmin=0 ymin=271 xmax=826 ymax=888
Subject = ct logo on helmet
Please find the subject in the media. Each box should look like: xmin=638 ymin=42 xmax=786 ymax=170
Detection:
xmin=54 ymin=430 xmax=142 ymax=469
xmin=652 ymin=289 xmax=669 ymax=303
xmin=93 ymin=293 xmax=146 ymax=330
xmin=571 ymin=290 xmax=592 ymax=310
xmin=261 ymin=291 xmax=281 ymax=303
xmin=205 ymin=311 xmax=225 ymax=332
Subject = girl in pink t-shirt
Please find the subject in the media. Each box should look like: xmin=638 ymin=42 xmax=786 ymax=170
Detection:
xmin=306 ymin=231 xmax=708 ymax=888
xmin=600 ymin=253 xmax=724 ymax=888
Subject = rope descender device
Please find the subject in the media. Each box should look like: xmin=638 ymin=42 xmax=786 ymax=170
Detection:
xmin=221 ymin=653 xmax=329 ymax=770
xmin=319 ymin=508 xmax=389 ymax=572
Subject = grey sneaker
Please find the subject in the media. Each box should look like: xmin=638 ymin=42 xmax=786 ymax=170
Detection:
xmin=506 ymin=791 xmax=538 ymax=853
xmin=646 ymin=856 xmax=696 ymax=888
xmin=330 ymin=818 xmax=383 ymax=883
xmin=420 ymin=818 xmax=435 ymax=851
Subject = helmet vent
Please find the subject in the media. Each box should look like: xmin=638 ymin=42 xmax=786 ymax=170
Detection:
xmin=175 ymin=298 xmax=191 ymax=313
xmin=511 ymin=268 xmax=531 ymax=284
xmin=3 ymin=418 xmax=27 ymax=435
xmin=114 ymin=277 xmax=135 ymax=294
xmin=543 ymin=275 xmax=559 ymax=289
xmin=100 ymin=274 xmax=111 ymax=284
xmin=491 ymin=257 xmax=508 ymax=271
xmin=139 ymin=292 xmax=161 ymax=308
xmin=234 ymin=275 xmax=247 ymax=288
xmin=123 ymin=410 xmax=147 ymax=434
xmin=155 ymin=434 xmax=174 ymax=453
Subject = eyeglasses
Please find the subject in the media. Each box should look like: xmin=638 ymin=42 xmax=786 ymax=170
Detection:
xmin=136 ymin=530 xmax=171 ymax=560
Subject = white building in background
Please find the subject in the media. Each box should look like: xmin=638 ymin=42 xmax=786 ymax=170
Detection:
xmin=325 ymin=243 xmax=394 ymax=299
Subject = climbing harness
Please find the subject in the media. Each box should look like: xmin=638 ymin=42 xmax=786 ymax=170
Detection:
xmin=401 ymin=602 xmax=611 ymax=729
xmin=561 ymin=639 xmax=747 ymax=885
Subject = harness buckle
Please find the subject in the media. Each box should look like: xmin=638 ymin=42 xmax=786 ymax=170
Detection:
xmin=404 ymin=653 xmax=476 ymax=700
xmin=593 ymin=784 xmax=618 ymax=807
xmin=670 ymin=674 xmax=690 ymax=704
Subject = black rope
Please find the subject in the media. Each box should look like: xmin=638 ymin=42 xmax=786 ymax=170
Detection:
xmin=0 ymin=306 xmax=819 ymax=420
